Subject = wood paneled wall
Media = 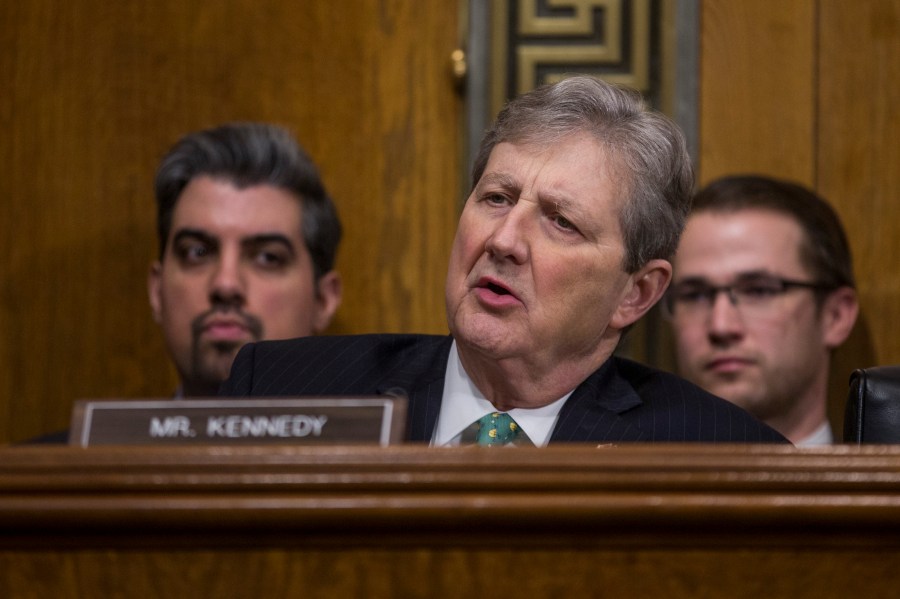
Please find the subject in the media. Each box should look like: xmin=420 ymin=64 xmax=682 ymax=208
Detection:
xmin=0 ymin=1 xmax=461 ymax=443
xmin=699 ymin=0 xmax=900 ymax=432
xmin=2 ymin=0 xmax=898 ymax=444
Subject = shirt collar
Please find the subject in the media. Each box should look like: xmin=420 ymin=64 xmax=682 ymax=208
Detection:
xmin=432 ymin=340 xmax=571 ymax=447
xmin=795 ymin=420 xmax=833 ymax=446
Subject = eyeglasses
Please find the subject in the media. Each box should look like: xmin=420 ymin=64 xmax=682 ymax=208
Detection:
xmin=663 ymin=275 xmax=831 ymax=319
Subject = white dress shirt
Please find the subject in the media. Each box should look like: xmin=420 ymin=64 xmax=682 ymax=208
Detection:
xmin=431 ymin=340 xmax=571 ymax=447
xmin=795 ymin=420 xmax=833 ymax=446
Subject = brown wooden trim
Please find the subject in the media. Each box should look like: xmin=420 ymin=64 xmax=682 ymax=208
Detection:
xmin=3 ymin=444 xmax=900 ymax=549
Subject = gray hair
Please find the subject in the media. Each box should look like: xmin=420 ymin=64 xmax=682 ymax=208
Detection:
xmin=154 ymin=122 xmax=341 ymax=280
xmin=471 ymin=76 xmax=693 ymax=272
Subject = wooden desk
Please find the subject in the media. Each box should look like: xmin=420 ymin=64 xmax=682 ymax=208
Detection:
xmin=2 ymin=444 xmax=900 ymax=597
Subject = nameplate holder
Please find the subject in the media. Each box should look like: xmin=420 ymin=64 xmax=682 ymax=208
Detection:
xmin=69 ymin=396 xmax=407 ymax=447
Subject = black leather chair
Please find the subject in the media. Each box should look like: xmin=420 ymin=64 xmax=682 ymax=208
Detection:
xmin=844 ymin=366 xmax=900 ymax=444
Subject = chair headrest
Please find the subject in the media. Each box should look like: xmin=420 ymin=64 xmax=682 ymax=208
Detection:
xmin=844 ymin=366 xmax=900 ymax=444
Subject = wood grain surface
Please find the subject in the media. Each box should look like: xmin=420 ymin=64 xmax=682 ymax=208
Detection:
xmin=0 ymin=1 xmax=461 ymax=443
xmin=2 ymin=444 xmax=900 ymax=597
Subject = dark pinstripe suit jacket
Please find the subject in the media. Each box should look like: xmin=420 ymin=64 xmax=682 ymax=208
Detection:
xmin=220 ymin=334 xmax=787 ymax=444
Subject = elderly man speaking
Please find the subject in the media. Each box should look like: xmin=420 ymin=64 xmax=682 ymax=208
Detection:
xmin=221 ymin=76 xmax=785 ymax=446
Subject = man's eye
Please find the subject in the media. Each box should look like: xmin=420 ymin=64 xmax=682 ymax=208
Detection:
xmin=675 ymin=288 xmax=713 ymax=304
xmin=253 ymin=250 xmax=288 ymax=269
xmin=737 ymin=284 xmax=781 ymax=299
xmin=176 ymin=243 xmax=211 ymax=263
xmin=482 ymin=193 xmax=509 ymax=206
xmin=553 ymin=214 xmax=577 ymax=231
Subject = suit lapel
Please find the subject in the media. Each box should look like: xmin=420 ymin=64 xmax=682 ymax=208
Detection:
xmin=550 ymin=358 xmax=647 ymax=443
xmin=375 ymin=336 xmax=452 ymax=442
xmin=372 ymin=342 xmax=646 ymax=444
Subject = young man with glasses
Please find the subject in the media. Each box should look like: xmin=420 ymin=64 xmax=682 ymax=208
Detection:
xmin=666 ymin=175 xmax=859 ymax=445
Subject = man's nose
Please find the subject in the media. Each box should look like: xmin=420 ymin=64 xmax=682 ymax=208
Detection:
xmin=485 ymin=207 xmax=529 ymax=264
xmin=707 ymin=289 xmax=744 ymax=342
xmin=209 ymin=252 xmax=246 ymax=306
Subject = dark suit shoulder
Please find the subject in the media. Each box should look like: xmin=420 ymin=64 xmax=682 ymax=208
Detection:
xmin=612 ymin=357 xmax=789 ymax=443
xmin=613 ymin=356 xmax=703 ymax=394
xmin=221 ymin=334 xmax=451 ymax=398
xmin=264 ymin=333 xmax=446 ymax=355
xmin=20 ymin=429 xmax=69 ymax=444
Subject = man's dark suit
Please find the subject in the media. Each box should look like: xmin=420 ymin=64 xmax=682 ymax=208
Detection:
xmin=221 ymin=334 xmax=787 ymax=443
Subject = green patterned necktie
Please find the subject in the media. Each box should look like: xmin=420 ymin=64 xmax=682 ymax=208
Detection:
xmin=475 ymin=412 xmax=521 ymax=446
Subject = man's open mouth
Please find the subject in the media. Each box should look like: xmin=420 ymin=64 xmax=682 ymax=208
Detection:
xmin=486 ymin=282 xmax=511 ymax=295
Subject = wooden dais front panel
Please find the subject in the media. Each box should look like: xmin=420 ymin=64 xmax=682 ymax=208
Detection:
xmin=2 ymin=444 xmax=900 ymax=597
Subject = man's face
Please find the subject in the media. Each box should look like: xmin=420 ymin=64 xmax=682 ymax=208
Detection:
xmin=148 ymin=175 xmax=341 ymax=395
xmin=445 ymin=134 xmax=646 ymax=373
xmin=670 ymin=209 xmax=831 ymax=420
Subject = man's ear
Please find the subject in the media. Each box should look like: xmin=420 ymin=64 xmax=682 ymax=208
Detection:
xmin=148 ymin=261 xmax=164 ymax=324
xmin=821 ymin=286 xmax=859 ymax=348
xmin=609 ymin=259 xmax=673 ymax=331
xmin=312 ymin=270 xmax=343 ymax=333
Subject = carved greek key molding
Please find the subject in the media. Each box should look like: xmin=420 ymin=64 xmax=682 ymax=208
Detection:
xmin=491 ymin=0 xmax=652 ymax=113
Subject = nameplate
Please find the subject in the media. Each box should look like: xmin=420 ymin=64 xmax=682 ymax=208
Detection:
xmin=69 ymin=396 xmax=407 ymax=447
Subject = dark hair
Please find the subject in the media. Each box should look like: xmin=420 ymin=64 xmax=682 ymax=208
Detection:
xmin=471 ymin=76 xmax=694 ymax=272
xmin=692 ymin=175 xmax=855 ymax=291
xmin=154 ymin=122 xmax=341 ymax=280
